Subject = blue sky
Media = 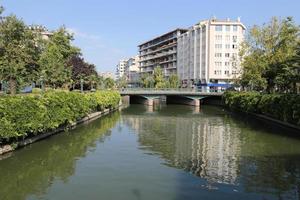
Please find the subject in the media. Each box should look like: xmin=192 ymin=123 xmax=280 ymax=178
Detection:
xmin=1 ymin=0 xmax=300 ymax=73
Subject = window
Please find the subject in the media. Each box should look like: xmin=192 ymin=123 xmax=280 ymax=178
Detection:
xmin=214 ymin=70 xmax=222 ymax=75
xmin=226 ymin=25 xmax=230 ymax=32
xmin=215 ymin=44 xmax=222 ymax=49
xmin=232 ymin=62 xmax=237 ymax=67
xmin=215 ymin=62 xmax=222 ymax=66
xmin=232 ymin=44 xmax=238 ymax=49
xmin=225 ymin=62 xmax=230 ymax=66
xmin=232 ymin=70 xmax=238 ymax=75
xmin=224 ymin=70 xmax=230 ymax=75
xmin=225 ymin=44 xmax=230 ymax=49
xmin=233 ymin=25 xmax=238 ymax=31
xmin=225 ymin=35 xmax=230 ymax=41
xmin=232 ymin=53 xmax=237 ymax=59
xmin=225 ymin=53 xmax=230 ymax=57
xmin=215 ymin=25 xmax=222 ymax=31
xmin=215 ymin=35 xmax=222 ymax=40
xmin=233 ymin=36 xmax=237 ymax=42
xmin=215 ymin=53 xmax=222 ymax=57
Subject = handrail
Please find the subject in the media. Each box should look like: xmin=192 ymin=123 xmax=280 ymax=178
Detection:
xmin=119 ymin=88 xmax=224 ymax=94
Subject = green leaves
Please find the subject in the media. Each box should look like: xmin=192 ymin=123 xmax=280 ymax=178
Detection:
xmin=224 ymin=91 xmax=300 ymax=126
xmin=0 ymin=15 xmax=40 ymax=94
xmin=240 ymin=17 xmax=300 ymax=93
xmin=0 ymin=91 xmax=121 ymax=141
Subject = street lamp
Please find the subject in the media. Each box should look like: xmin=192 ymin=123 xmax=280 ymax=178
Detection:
xmin=40 ymin=76 xmax=44 ymax=92
xmin=80 ymin=78 xmax=84 ymax=93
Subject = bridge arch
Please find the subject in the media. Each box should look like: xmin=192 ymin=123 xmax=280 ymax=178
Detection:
xmin=129 ymin=95 xmax=162 ymax=106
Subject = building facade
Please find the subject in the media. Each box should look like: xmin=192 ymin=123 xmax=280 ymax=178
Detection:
xmin=99 ymin=72 xmax=114 ymax=79
xmin=138 ymin=29 xmax=187 ymax=77
xmin=115 ymin=59 xmax=128 ymax=80
xmin=125 ymin=55 xmax=140 ymax=86
xmin=177 ymin=18 xmax=246 ymax=89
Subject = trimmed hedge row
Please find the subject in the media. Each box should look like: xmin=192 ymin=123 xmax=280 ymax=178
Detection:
xmin=0 ymin=90 xmax=121 ymax=141
xmin=223 ymin=91 xmax=300 ymax=126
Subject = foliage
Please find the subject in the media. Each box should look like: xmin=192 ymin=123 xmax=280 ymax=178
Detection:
xmin=0 ymin=90 xmax=120 ymax=141
xmin=223 ymin=91 xmax=300 ymax=126
xmin=0 ymin=15 xmax=40 ymax=94
xmin=117 ymin=75 xmax=127 ymax=88
xmin=153 ymin=67 xmax=166 ymax=88
xmin=168 ymin=74 xmax=180 ymax=88
xmin=140 ymin=73 xmax=154 ymax=88
xmin=39 ymin=27 xmax=79 ymax=89
xmin=68 ymin=54 xmax=98 ymax=90
xmin=239 ymin=17 xmax=300 ymax=93
xmin=103 ymin=77 xmax=115 ymax=89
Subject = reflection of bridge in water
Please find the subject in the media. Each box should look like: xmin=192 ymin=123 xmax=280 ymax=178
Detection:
xmin=120 ymin=88 xmax=223 ymax=107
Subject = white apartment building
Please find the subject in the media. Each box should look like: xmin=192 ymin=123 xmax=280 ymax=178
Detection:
xmin=115 ymin=59 xmax=128 ymax=80
xmin=177 ymin=18 xmax=246 ymax=89
xmin=126 ymin=55 xmax=140 ymax=86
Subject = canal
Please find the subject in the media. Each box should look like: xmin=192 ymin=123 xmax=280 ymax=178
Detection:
xmin=1 ymin=105 xmax=300 ymax=200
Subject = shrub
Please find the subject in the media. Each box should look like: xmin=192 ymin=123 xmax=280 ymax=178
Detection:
xmin=223 ymin=91 xmax=300 ymax=126
xmin=0 ymin=90 xmax=121 ymax=142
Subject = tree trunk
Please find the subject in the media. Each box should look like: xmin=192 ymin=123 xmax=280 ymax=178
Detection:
xmin=9 ymin=78 xmax=17 ymax=95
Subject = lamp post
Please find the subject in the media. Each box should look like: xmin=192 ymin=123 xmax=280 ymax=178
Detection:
xmin=80 ymin=78 xmax=84 ymax=93
xmin=40 ymin=76 xmax=44 ymax=92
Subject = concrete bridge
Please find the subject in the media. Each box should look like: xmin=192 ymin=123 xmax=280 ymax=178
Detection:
xmin=120 ymin=88 xmax=224 ymax=107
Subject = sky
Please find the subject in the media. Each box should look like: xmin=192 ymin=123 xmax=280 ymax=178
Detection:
xmin=1 ymin=0 xmax=300 ymax=73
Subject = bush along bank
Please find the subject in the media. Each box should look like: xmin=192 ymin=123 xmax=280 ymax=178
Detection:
xmin=0 ymin=90 xmax=121 ymax=148
xmin=223 ymin=91 xmax=300 ymax=128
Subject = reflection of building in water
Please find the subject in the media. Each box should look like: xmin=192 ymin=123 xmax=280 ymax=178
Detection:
xmin=122 ymin=113 xmax=241 ymax=185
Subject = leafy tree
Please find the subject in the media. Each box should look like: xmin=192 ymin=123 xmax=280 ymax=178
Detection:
xmin=117 ymin=75 xmax=127 ymax=88
xmin=140 ymin=73 xmax=154 ymax=88
xmin=104 ymin=77 xmax=115 ymax=89
xmin=38 ymin=27 xmax=79 ymax=89
xmin=68 ymin=54 xmax=98 ymax=90
xmin=168 ymin=74 xmax=180 ymax=88
xmin=0 ymin=15 xmax=39 ymax=94
xmin=153 ymin=66 xmax=166 ymax=88
xmin=240 ymin=17 xmax=300 ymax=93
xmin=87 ymin=73 xmax=98 ymax=90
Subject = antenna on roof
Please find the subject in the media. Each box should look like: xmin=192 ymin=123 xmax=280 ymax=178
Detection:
xmin=211 ymin=15 xmax=216 ymax=21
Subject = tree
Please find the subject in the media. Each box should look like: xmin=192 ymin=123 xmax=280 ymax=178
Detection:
xmin=240 ymin=17 xmax=300 ymax=93
xmin=0 ymin=15 xmax=39 ymax=94
xmin=38 ymin=27 xmax=79 ymax=89
xmin=168 ymin=74 xmax=180 ymax=88
xmin=68 ymin=54 xmax=98 ymax=90
xmin=117 ymin=76 xmax=127 ymax=88
xmin=140 ymin=73 xmax=154 ymax=88
xmin=104 ymin=77 xmax=115 ymax=89
xmin=153 ymin=66 xmax=166 ymax=89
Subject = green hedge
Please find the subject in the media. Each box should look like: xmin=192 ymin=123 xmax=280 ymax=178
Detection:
xmin=223 ymin=91 xmax=300 ymax=126
xmin=0 ymin=90 xmax=120 ymax=141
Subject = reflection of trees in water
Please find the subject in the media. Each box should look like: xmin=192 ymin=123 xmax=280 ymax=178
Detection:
xmin=240 ymin=155 xmax=300 ymax=199
xmin=0 ymin=112 xmax=120 ymax=200
xmin=123 ymin=106 xmax=300 ymax=199
xmin=123 ymin=112 xmax=241 ymax=185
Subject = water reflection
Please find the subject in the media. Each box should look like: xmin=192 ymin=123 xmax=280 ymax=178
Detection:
xmin=122 ymin=105 xmax=300 ymax=198
xmin=0 ymin=112 xmax=120 ymax=200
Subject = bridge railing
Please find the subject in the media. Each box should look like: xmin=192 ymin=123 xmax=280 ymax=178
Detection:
xmin=119 ymin=88 xmax=224 ymax=94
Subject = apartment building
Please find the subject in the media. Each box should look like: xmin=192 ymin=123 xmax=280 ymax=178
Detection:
xmin=115 ymin=56 xmax=140 ymax=86
xmin=177 ymin=18 xmax=246 ymax=89
xmin=125 ymin=55 xmax=140 ymax=86
xmin=138 ymin=29 xmax=187 ymax=77
xmin=115 ymin=59 xmax=127 ymax=80
xmin=99 ymin=72 xmax=114 ymax=79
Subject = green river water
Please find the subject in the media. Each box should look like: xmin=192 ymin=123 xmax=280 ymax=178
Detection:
xmin=1 ymin=104 xmax=300 ymax=200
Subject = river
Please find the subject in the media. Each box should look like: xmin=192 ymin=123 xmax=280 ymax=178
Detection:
xmin=1 ymin=104 xmax=300 ymax=200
